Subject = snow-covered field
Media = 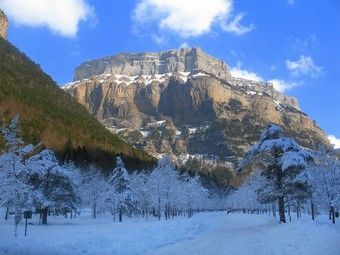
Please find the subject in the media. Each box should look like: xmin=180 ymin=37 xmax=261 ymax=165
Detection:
xmin=0 ymin=212 xmax=339 ymax=255
xmin=147 ymin=213 xmax=340 ymax=255
xmin=0 ymin=211 xmax=211 ymax=255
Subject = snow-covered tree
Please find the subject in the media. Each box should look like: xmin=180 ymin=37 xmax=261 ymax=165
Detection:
xmin=106 ymin=157 xmax=134 ymax=222
xmin=227 ymin=170 xmax=265 ymax=213
xmin=144 ymin=157 xmax=210 ymax=219
xmin=0 ymin=115 xmax=34 ymax=235
xmin=159 ymin=158 xmax=182 ymax=219
xmin=80 ymin=164 xmax=108 ymax=219
xmin=239 ymin=124 xmax=313 ymax=223
xmin=26 ymin=149 xmax=81 ymax=224
xmin=130 ymin=171 xmax=151 ymax=217
xmin=307 ymin=150 xmax=340 ymax=223
xmin=147 ymin=158 xmax=182 ymax=220
xmin=181 ymin=174 xmax=208 ymax=217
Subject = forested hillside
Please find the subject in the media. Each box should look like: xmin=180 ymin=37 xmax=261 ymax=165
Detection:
xmin=0 ymin=38 xmax=154 ymax=170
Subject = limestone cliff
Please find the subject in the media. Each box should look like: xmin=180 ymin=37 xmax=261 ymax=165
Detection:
xmin=64 ymin=48 xmax=330 ymax=166
xmin=74 ymin=47 xmax=231 ymax=81
xmin=0 ymin=9 xmax=9 ymax=39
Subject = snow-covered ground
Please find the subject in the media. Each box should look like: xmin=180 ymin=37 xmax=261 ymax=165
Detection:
xmin=0 ymin=211 xmax=212 ymax=255
xmin=0 ymin=212 xmax=339 ymax=255
xmin=148 ymin=213 xmax=340 ymax=255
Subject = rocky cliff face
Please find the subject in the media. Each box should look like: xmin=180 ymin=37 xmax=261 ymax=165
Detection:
xmin=64 ymin=48 xmax=330 ymax=168
xmin=0 ymin=9 xmax=9 ymax=39
xmin=74 ymin=47 xmax=231 ymax=81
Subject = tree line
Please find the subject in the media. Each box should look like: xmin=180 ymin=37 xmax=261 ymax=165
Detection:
xmin=0 ymin=115 xmax=211 ymax=235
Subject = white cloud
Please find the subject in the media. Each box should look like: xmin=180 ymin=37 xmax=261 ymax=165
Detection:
xmin=132 ymin=0 xmax=253 ymax=38
xmin=152 ymin=34 xmax=166 ymax=45
xmin=287 ymin=0 xmax=295 ymax=5
xmin=286 ymin=55 xmax=323 ymax=78
xmin=291 ymin=34 xmax=317 ymax=52
xmin=230 ymin=63 xmax=299 ymax=92
xmin=328 ymin=135 xmax=340 ymax=149
xmin=0 ymin=0 xmax=93 ymax=38
xmin=230 ymin=65 xmax=263 ymax=82
xmin=267 ymin=79 xmax=299 ymax=92
xmin=180 ymin=42 xmax=189 ymax=48
xmin=221 ymin=13 xmax=254 ymax=35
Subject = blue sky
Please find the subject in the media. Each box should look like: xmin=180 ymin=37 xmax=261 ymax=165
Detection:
xmin=1 ymin=0 xmax=339 ymax=147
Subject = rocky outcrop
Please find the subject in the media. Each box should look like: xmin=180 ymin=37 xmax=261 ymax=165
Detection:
xmin=0 ymin=9 xmax=8 ymax=40
xmin=64 ymin=48 xmax=330 ymax=165
xmin=74 ymin=47 xmax=231 ymax=81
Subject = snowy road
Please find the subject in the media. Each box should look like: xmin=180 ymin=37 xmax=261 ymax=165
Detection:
xmin=146 ymin=214 xmax=340 ymax=255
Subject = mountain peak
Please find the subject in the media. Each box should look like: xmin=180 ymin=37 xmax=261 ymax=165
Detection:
xmin=73 ymin=47 xmax=232 ymax=81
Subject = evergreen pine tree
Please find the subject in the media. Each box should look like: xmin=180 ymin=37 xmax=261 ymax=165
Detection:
xmin=239 ymin=124 xmax=313 ymax=223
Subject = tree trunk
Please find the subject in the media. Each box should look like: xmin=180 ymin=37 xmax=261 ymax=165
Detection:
xmin=278 ymin=197 xmax=286 ymax=223
xmin=187 ymin=202 xmax=192 ymax=218
xmin=119 ymin=207 xmax=122 ymax=222
xmin=331 ymin=206 xmax=335 ymax=224
xmin=14 ymin=213 xmax=21 ymax=237
xmin=158 ymin=197 xmax=161 ymax=220
xmin=42 ymin=207 xmax=48 ymax=225
xmin=5 ymin=206 xmax=9 ymax=220
xmin=93 ymin=202 xmax=97 ymax=219
xmin=165 ymin=205 xmax=167 ymax=220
